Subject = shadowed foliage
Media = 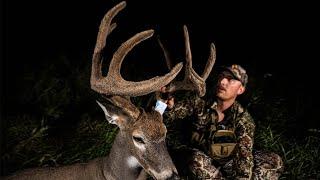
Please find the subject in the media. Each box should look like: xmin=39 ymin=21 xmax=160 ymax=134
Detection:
xmin=1 ymin=54 xmax=319 ymax=179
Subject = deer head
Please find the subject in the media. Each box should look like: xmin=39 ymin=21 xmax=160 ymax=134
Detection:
xmin=91 ymin=1 xmax=182 ymax=179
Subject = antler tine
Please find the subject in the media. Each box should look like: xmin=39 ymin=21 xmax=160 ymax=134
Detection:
xmin=183 ymin=25 xmax=192 ymax=69
xmin=91 ymin=1 xmax=126 ymax=87
xmin=201 ymin=43 xmax=216 ymax=80
xmin=96 ymin=23 xmax=117 ymax=75
xmin=91 ymin=1 xmax=183 ymax=97
xmin=108 ymin=30 xmax=155 ymax=78
xmin=157 ymin=36 xmax=172 ymax=70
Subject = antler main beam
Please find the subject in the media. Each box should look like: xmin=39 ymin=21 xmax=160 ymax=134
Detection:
xmin=91 ymin=1 xmax=183 ymax=97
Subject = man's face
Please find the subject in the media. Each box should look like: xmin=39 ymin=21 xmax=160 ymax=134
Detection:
xmin=216 ymin=71 xmax=245 ymax=101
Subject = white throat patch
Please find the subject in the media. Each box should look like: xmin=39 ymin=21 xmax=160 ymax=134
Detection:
xmin=127 ymin=156 xmax=141 ymax=168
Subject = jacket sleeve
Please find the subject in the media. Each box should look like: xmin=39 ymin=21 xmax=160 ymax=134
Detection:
xmin=233 ymin=111 xmax=255 ymax=180
xmin=163 ymin=93 xmax=202 ymax=121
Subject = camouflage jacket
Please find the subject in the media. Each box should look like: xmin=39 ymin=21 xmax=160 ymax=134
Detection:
xmin=164 ymin=93 xmax=255 ymax=179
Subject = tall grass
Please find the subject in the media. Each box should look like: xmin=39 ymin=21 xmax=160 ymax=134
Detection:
xmin=249 ymin=75 xmax=320 ymax=179
xmin=255 ymin=125 xmax=320 ymax=179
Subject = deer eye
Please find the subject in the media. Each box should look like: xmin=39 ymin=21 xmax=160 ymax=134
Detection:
xmin=133 ymin=136 xmax=145 ymax=144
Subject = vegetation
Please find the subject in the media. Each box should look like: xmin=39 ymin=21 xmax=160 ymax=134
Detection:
xmin=1 ymin=55 xmax=319 ymax=179
xmin=248 ymin=83 xmax=320 ymax=179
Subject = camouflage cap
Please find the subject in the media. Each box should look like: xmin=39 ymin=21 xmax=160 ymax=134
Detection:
xmin=220 ymin=64 xmax=248 ymax=87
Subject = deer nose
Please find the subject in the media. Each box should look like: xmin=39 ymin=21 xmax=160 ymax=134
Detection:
xmin=167 ymin=172 xmax=180 ymax=180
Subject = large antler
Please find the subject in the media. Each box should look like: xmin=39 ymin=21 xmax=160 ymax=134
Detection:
xmin=91 ymin=1 xmax=183 ymax=119
xmin=91 ymin=1 xmax=183 ymax=97
xmin=159 ymin=25 xmax=216 ymax=97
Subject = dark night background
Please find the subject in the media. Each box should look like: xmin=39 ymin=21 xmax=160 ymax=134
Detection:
xmin=3 ymin=0 xmax=319 ymax=128
xmin=1 ymin=0 xmax=320 ymax=178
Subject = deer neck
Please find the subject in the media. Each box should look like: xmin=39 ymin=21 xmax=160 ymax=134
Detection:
xmin=102 ymin=132 xmax=143 ymax=180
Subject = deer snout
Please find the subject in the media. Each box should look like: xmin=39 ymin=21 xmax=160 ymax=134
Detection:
xmin=147 ymin=168 xmax=180 ymax=180
xmin=166 ymin=172 xmax=180 ymax=180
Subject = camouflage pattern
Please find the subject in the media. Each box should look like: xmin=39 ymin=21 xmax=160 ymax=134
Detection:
xmin=220 ymin=64 xmax=248 ymax=87
xmin=188 ymin=149 xmax=223 ymax=179
xmin=164 ymin=93 xmax=283 ymax=179
xmin=189 ymin=149 xmax=283 ymax=180
xmin=252 ymin=150 xmax=284 ymax=180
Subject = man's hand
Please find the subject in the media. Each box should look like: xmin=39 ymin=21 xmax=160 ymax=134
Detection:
xmin=159 ymin=87 xmax=175 ymax=109
xmin=166 ymin=96 xmax=174 ymax=109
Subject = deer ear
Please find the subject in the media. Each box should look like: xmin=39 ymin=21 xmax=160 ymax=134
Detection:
xmin=96 ymin=100 xmax=129 ymax=129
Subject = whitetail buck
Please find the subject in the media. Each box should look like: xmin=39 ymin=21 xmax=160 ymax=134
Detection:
xmin=4 ymin=1 xmax=183 ymax=180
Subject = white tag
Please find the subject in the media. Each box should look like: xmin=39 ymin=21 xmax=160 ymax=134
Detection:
xmin=154 ymin=100 xmax=167 ymax=115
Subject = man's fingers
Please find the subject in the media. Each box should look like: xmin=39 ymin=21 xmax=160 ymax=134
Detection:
xmin=160 ymin=86 xmax=167 ymax=93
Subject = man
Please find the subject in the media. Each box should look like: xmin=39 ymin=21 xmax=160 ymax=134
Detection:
xmin=158 ymin=64 xmax=283 ymax=179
